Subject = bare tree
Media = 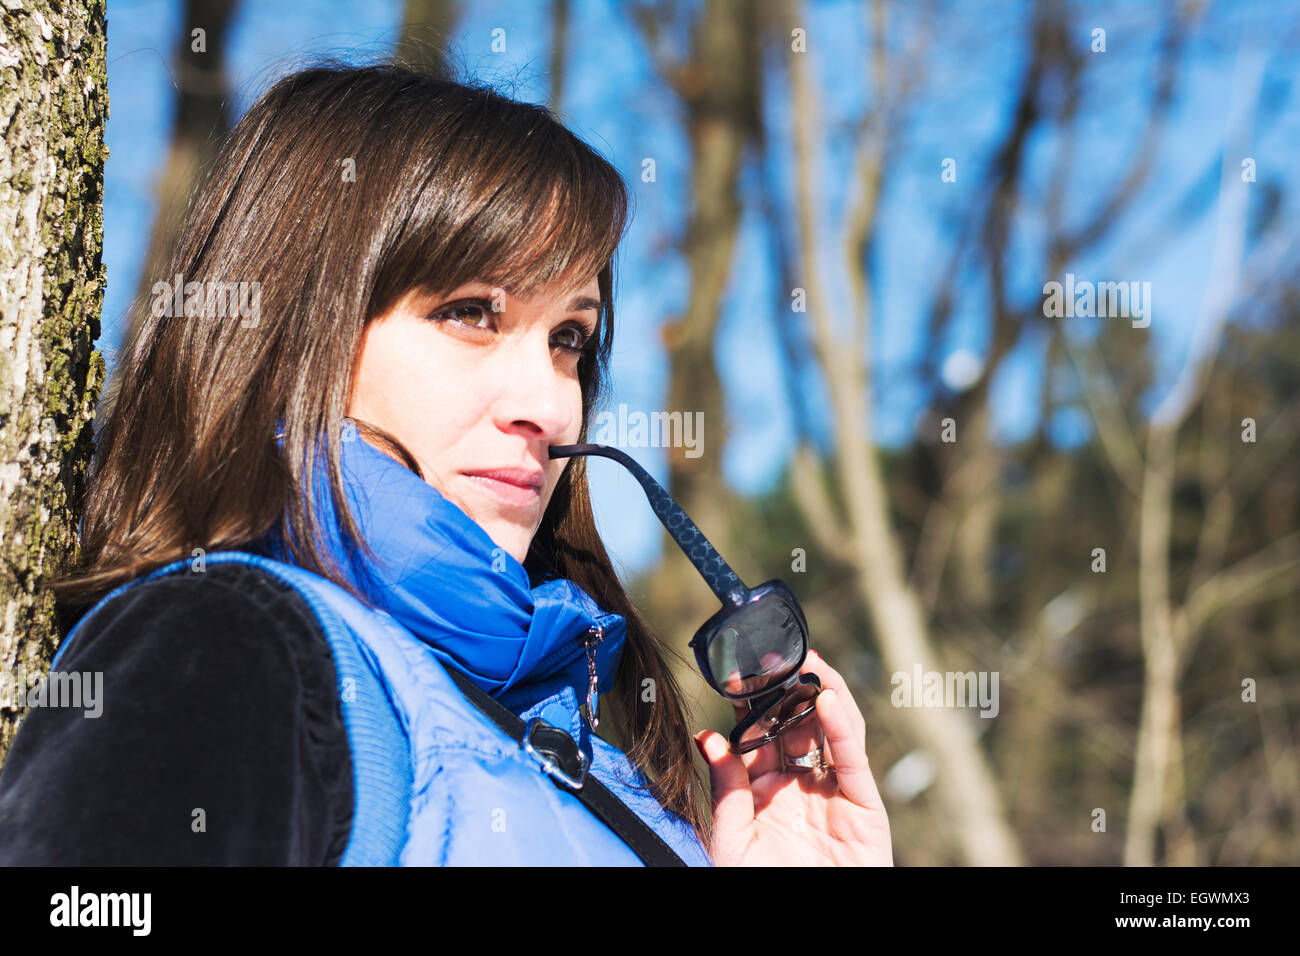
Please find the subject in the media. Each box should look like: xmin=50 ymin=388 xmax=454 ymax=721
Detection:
xmin=125 ymin=0 xmax=236 ymax=352
xmin=768 ymin=0 xmax=1024 ymax=865
xmin=1000 ymin=7 xmax=1297 ymax=863
xmin=631 ymin=1 xmax=764 ymax=713
xmin=549 ymin=0 xmax=569 ymax=114
xmin=395 ymin=0 xmax=460 ymax=78
xmin=1120 ymin=50 xmax=1298 ymax=866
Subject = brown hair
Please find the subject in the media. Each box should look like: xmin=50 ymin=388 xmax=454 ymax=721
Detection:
xmin=50 ymin=61 xmax=709 ymax=847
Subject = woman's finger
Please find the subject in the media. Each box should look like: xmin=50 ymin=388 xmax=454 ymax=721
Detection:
xmin=694 ymin=730 xmax=756 ymax=860
xmin=801 ymin=651 xmax=866 ymax=749
xmin=718 ymin=703 xmax=785 ymax=777
xmin=771 ymin=691 xmax=824 ymax=767
xmin=723 ymin=647 xmax=866 ymax=778
xmin=817 ymin=689 xmax=886 ymax=813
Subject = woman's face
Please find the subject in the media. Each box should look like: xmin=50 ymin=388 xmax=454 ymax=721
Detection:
xmin=347 ymin=275 xmax=600 ymax=563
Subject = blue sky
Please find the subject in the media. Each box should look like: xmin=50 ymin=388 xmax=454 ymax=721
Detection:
xmin=102 ymin=0 xmax=1298 ymax=577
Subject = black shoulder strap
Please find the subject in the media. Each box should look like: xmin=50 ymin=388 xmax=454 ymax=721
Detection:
xmin=444 ymin=668 xmax=688 ymax=867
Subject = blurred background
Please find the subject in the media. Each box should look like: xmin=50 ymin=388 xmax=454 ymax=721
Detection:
xmin=102 ymin=0 xmax=1300 ymax=865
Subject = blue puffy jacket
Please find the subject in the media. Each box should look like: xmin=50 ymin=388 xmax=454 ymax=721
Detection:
xmin=47 ymin=550 xmax=712 ymax=866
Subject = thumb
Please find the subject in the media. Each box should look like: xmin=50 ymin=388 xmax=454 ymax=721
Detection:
xmin=694 ymin=730 xmax=754 ymax=840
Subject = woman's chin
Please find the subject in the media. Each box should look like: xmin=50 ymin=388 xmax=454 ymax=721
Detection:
xmin=469 ymin=519 xmax=527 ymax=567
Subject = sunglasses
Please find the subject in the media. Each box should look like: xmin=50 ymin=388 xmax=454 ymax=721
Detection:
xmin=548 ymin=443 xmax=821 ymax=754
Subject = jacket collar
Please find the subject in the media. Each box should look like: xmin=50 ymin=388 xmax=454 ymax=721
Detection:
xmin=267 ymin=426 xmax=626 ymax=707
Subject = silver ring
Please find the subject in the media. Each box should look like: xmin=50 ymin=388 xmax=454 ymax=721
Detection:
xmin=783 ymin=745 xmax=833 ymax=774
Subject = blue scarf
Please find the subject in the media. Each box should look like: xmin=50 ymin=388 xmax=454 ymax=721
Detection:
xmin=264 ymin=428 xmax=625 ymax=699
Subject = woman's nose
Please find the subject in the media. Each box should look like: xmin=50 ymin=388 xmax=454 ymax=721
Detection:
xmin=492 ymin=334 xmax=575 ymax=440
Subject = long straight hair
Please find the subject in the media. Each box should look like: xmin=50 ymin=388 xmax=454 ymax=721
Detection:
xmin=50 ymin=62 xmax=710 ymax=846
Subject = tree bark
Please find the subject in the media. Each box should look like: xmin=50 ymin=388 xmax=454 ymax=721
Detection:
xmin=0 ymin=0 xmax=107 ymax=763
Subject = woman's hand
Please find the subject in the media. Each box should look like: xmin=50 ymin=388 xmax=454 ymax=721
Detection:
xmin=694 ymin=651 xmax=893 ymax=866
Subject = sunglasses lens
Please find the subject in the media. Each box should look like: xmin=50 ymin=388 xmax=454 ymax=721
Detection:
xmin=709 ymin=596 xmax=805 ymax=696
xmin=735 ymin=677 xmax=820 ymax=754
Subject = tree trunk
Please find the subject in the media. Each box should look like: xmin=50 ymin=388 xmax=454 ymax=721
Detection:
xmin=0 ymin=0 xmax=107 ymax=763
xmin=396 ymin=0 xmax=460 ymax=78
xmin=644 ymin=0 xmax=759 ymax=669
xmin=548 ymin=0 xmax=569 ymax=114
xmin=781 ymin=0 xmax=1023 ymax=864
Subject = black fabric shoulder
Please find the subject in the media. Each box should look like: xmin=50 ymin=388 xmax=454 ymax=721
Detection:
xmin=0 ymin=562 xmax=353 ymax=866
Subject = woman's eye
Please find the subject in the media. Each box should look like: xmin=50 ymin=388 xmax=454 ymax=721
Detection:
xmin=428 ymin=302 xmax=589 ymax=352
xmin=553 ymin=326 xmax=589 ymax=352
xmin=426 ymin=303 xmax=491 ymax=332
xmin=440 ymin=304 xmax=490 ymax=329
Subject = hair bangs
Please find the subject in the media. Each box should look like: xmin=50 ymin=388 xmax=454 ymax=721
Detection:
xmin=388 ymin=105 xmax=631 ymax=309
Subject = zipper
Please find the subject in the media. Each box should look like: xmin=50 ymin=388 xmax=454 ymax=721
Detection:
xmin=528 ymin=613 xmax=617 ymax=676
xmin=507 ymin=613 xmax=618 ymax=728
xmin=582 ymin=623 xmax=605 ymax=730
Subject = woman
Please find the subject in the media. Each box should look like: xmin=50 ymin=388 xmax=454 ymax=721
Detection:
xmin=0 ymin=62 xmax=892 ymax=866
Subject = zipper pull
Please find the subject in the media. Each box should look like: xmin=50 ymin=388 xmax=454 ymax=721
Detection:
xmin=583 ymin=623 xmax=604 ymax=730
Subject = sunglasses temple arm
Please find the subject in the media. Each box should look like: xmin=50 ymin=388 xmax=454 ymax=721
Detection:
xmin=549 ymin=443 xmax=746 ymax=605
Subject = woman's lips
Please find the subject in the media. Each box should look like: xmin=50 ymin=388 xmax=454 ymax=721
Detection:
xmin=462 ymin=472 xmax=542 ymax=509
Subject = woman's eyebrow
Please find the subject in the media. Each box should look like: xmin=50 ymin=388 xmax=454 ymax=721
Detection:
xmin=567 ymin=295 xmax=602 ymax=313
